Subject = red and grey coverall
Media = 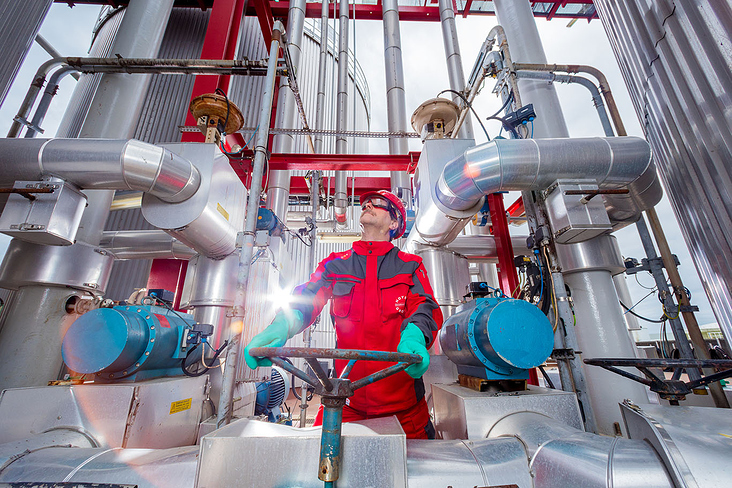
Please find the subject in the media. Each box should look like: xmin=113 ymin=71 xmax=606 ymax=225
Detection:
xmin=290 ymin=239 xmax=443 ymax=439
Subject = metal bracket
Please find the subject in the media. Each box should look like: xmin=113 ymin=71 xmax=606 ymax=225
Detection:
xmin=551 ymin=348 xmax=577 ymax=361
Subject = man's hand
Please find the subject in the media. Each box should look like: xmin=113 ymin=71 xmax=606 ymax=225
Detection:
xmin=398 ymin=323 xmax=430 ymax=379
xmin=244 ymin=310 xmax=303 ymax=369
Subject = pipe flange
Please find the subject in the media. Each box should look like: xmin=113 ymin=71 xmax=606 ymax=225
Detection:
xmin=467 ymin=298 xmax=517 ymax=377
xmin=106 ymin=306 xmax=160 ymax=379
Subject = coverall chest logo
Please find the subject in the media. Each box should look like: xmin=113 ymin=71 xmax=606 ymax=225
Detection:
xmin=395 ymin=294 xmax=407 ymax=314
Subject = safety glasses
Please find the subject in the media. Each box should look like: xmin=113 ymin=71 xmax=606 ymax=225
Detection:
xmin=362 ymin=196 xmax=398 ymax=220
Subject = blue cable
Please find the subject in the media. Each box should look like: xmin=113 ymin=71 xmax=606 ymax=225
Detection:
xmin=530 ymin=120 xmax=534 ymax=138
xmin=534 ymin=249 xmax=544 ymax=302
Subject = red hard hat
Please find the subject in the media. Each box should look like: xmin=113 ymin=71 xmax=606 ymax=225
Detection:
xmin=360 ymin=190 xmax=407 ymax=239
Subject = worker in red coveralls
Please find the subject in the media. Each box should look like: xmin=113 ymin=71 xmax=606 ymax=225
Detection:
xmin=244 ymin=190 xmax=443 ymax=439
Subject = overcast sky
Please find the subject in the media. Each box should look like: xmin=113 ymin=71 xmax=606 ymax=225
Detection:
xmin=0 ymin=3 xmax=718 ymax=338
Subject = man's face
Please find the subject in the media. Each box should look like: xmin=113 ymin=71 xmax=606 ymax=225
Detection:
xmin=360 ymin=197 xmax=398 ymax=237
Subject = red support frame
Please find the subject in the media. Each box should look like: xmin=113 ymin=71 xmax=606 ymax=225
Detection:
xmin=486 ymin=193 xmax=520 ymax=297
xmin=289 ymin=176 xmax=391 ymax=196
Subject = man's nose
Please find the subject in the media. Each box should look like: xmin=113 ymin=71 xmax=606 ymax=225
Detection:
xmin=362 ymin=201 xmax=373 ymax=210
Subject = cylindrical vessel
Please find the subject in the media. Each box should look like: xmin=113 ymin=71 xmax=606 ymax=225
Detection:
xmin=440 ymin=296 xmax=553 ymax=379
xmin=62 ymin=305 xmax=195 ymax=380
xmin=564 ymin=270 xmax=648 ymax=435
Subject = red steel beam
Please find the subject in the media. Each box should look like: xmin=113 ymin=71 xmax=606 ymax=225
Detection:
xmin=507 ymin=196 xmax=525 ymax=217
xmin=289 ymin=176 xmax=391 ymax=195
xmin=486 ymin=193 xmax=520 ymax=297
xmin=251 ymin=0 xmax=275 ymax=46
xmin=462 ymin=0 xmax=473 ymax=18
xmin=546 ymin=1 xmax=562 ymax=21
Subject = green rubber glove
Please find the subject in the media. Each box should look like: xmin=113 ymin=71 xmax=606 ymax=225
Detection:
xmin=244 ymin=309 xmax=303 ymax=370
xmin=398 ymin=323 xmax=430 ymax=379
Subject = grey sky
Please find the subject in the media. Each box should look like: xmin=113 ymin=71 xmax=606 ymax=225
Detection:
xmin=0 ymin=3 xmax=716 ymax=337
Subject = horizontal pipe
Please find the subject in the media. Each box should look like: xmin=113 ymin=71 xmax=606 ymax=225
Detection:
xmin=436 ymin=136 xmax=660 ymax=218
xmin=100 ymin=230 xmax=195 ymax=260
xmin=0 ymin=138 xmax=200 ymax=203
xmin=440 ymin=235 xmax=530 ymax=260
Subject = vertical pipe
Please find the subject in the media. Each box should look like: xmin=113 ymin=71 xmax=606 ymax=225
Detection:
xmin=437 ymin=0 xmax=473 ymax=140
xmin=332 ymin=0 xmax=350 ymax=225
xmin=492 ymin=0 xmax=568 ymax=139
xmin=314 ymin=0 xmax=330 ymax=153
xmin=318 ymin=398 xmax=345 ymax=483
xmin=76 ymin=0 xmax=175 ymax=246
xmin=268 ymin=0 xmax=307 ymax=222
xmin=218 ymin=22 xmax=283 ymax=428
xmin=381 ymin=0 xmax=412 ymax=207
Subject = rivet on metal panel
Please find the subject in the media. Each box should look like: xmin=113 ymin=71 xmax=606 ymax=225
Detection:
xmin=145 ymin=351 xmax=150 ymax=356
xmin=150 ymin=338 xmax=155 ymax=343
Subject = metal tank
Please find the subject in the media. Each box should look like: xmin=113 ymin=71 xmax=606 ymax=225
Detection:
xmin=592 ymin=0 xmax=732 ymax=346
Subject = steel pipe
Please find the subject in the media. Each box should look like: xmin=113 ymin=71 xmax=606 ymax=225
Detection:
xmin=333 ymin=0 xmax=350 ymax=225
xmin=218 ymin=22 xmax=284 ymax=428
xmin=0 ymin=138 xmax=201 ymax=203
xmin=487 ymin=412 xmax=673 ymax=487
xmin=100 ymin=230 xmax=195 ymax=260
xmin=438 ymin=0 xmax=473 ymax=139
xmin=436 ymin=136 xmax=660 ymax=222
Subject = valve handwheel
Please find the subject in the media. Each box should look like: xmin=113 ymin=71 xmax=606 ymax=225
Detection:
xmin=248 ymin=346 xmax=422 ymax=487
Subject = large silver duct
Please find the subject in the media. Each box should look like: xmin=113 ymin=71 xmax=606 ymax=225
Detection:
xmin=437 ymin=0 xmax=473 ymax=139
xmin=0 ymin=138 xmax=200 ymax=203
xmin=411 ymin=136 xmax=660 ymax=247
xmin=487 ymin=411 xmax=674 ymax=488
xmin=268 ymin=0 xmax=307 ymax=221
xmin=593 ymin=0 xmax=732 ymax=346
xmin=382 ymin=0 xmax=412 ymax=205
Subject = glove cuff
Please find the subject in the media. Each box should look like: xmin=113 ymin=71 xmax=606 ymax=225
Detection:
xmin=274 ymin=308 xmax=305 ymax=338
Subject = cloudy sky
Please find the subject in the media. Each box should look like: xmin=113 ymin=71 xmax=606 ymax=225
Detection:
xmin=0 ymin=3 xmax=717 ymax=338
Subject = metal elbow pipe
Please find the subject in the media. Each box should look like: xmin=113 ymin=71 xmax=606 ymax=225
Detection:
xmin=0 ymin=138 xmax=200 ymax=203
xmin=487 ymin=412 xmax=674 ymax=488
xmin=435 ymin=136 xmax=661 ymax=220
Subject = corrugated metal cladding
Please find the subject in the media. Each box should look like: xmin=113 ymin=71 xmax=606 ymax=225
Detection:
xmin=56 ymin=7 xmax=125 ymax=138
xmin=105 ymin=7 xmax=209 ymax=300
xmin=0 ymin=0 xmax=52 ymax=109
xmin=594 ymin=0 xmax=732 ymax=344
xmin=229 ymin=19 xmax=370 ymax=154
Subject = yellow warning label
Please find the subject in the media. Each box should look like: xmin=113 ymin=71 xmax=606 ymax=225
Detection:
xmin=170 ymin=398 xmax=193 ymax=414
xmin=216 ymin=203 xmax=230 ymax=221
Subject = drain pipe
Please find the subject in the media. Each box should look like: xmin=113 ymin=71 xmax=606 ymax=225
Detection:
xmin=437 ymin=0 xmax=473 ymax=139
xmin=382 ymin=0 xmax=412 ymax=207
xmin=6 ymin=58 xmax=66 ymax=137
xmin=333 ymin=0 xmax=350 ymax=226
xmin=217 ymin=22 xmax=284 ymax=428
xmin=268 ymin=0 xmax=307 ymax=221
xmin=314 ymin=0 xmax=330 ymax=154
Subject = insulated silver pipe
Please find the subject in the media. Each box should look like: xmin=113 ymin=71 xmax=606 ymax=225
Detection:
xmin=268 ymin=0 xmax=307 ymax=221
xmin=0 ymin=138 xmax=201 ymax=203
xmin=75 ymin=0 xmax=175 ymax=246
xmin=313 ymin=0 xmax=330 ymax=153
xmin=443 ymin=235 xmax=530 ymax=261
xmin=436 ymin=136 xmax=660 ymax=218
xmin=23 ymin=66 xmax=78 ymax=138
xmin=100 ymin=230 xmax=195 ymax=260
xmin=438 ymin=0 xmax=473 ymax=139
xmin=218 ymin=22 xmax=284 ymax=428
xmin=487 ymin=412 xmax=674 ymax=488
xmin=382 ymin=0 xmax=412 ymax=206
xmin=333 ymin=0 xmax=350 ymax=225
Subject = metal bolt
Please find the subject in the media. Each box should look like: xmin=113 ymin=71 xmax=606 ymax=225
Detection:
xmin=150 ymin=326 xmax=155 ymax=330
xmin=145 ymin=351 xmax=150 ymax=356
xmin=146 ymin=315 xmax=150 ymax=319
xmin=135 ymin=363 xmax=141 ymax=367
xmin=109 ymin=374 xmax=114 ymax=378
xmin=137 ymin=309 xmax=142 ymax=313
xmin=150 ymin=338 xmax=155 ymax=343
xmin=123 ymin=371 xmax=127 ymax=375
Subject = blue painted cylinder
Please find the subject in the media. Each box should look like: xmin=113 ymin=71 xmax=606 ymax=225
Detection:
xmin=62 ymin=305 xmax=195 ymax=380
xmin=439 ymin=297 xmax=554 ymax=379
